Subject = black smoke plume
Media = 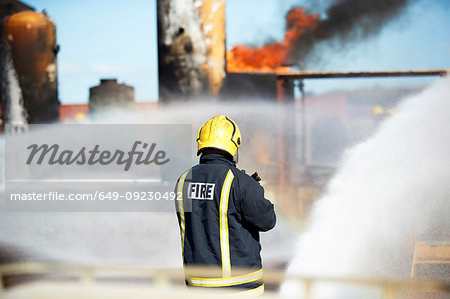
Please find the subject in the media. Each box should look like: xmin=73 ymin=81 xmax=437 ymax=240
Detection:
xmin=290 ymin=0 xmax=413 ymax=66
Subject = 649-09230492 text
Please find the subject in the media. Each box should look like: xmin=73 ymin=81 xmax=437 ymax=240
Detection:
xmin=4 ymin=124 xmax=193 ymax=212
xmin=9 ymin=191 xmax=183 ymax=201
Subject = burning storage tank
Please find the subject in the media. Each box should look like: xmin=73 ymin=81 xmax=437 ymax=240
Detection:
xmin=89 ymin=79 xmax=135 ymax=114
xmin=0 ymin=10 xmax=60 ymax=124
xmin=157 ymin=0 xmax=226 ymax=102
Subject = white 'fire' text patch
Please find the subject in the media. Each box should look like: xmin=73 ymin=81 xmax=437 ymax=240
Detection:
xmin=188 ymin=182 xmax=215 ymax=200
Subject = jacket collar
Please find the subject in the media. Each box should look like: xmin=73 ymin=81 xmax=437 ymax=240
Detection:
xmin=200 ymin=153 xmax=235 ymax=167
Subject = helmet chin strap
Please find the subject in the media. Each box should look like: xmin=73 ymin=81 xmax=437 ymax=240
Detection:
xmin=233 ymin=148 xmax=239 ymax=164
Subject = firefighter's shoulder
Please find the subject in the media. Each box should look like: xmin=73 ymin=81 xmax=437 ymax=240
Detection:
xmin=231 ymin=167 xmax=262 ymax=189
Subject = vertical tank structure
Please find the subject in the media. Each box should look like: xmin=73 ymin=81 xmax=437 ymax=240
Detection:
xmin=157 ymin=0 xmax=226 ymax=102
xmin=0 ymin=10 xmax=60 ymax=124
xmin=89 ymin=79 xmax=135 ymax=114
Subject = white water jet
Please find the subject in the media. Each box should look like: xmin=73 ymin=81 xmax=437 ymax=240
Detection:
xmin=1 ymin=44 xmax=28 ymax=129
xmin=281 ymin=77 xmax=450 ymax=297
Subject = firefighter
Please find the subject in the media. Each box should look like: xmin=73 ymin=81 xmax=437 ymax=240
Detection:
xmin=175 ymin=115 xmax=276 ymax=296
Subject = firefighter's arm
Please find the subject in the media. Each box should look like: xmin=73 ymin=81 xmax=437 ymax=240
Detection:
xmin=240 ymin=181 xmax=276 ymax=232
xmin=174 ymin=178 xmax=182 ymax=225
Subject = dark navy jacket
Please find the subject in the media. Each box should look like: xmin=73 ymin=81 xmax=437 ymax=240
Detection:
xmin=175 ymin=153 xmax=276 ymax=290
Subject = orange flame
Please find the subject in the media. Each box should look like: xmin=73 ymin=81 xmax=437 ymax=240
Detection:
xmin=226 ymin=8 xmax=319 ymax=73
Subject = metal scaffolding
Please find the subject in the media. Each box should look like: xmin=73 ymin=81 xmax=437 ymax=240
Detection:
xmin=275 ymin=69 xmax=448 ymax=207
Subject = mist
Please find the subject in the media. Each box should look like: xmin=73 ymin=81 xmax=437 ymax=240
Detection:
xmin=1 ymin=76 xmax=448 ymax=297
xmin=0 ymin=100 xmax=299 ymax=269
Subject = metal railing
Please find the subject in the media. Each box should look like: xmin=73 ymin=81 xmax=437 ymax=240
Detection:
xmin=1 ymin=262 xmax=449 ymax=298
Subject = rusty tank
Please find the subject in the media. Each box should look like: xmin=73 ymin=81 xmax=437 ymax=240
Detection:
xmin=157 ymin=0 xmax=226 ymax=102
xmin=1 ymin=10 xmax=60 ymax=124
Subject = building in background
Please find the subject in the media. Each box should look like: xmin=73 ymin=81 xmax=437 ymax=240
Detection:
xmin=88 ymin=79 xmax=135 ymax=115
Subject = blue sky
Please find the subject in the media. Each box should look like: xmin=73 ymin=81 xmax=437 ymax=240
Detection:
xmin=28 ymin=0 xmax=450 ymax=103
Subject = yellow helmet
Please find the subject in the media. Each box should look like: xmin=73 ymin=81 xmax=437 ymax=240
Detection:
xmin=197 ymin=115 xmax=241 ymax=157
